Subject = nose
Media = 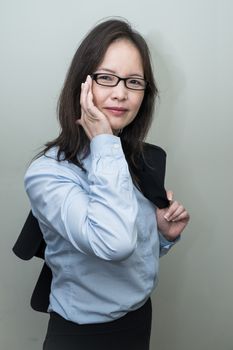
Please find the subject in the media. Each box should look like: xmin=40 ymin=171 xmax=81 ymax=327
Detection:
xmin=110 ymin=80 xmax=128 ymax=100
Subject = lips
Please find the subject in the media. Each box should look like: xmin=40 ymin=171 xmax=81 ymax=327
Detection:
xmin=105 ymin=106 xmax=128 ymax=111
xmin=104 ymin=106 xmax=128 ymax=116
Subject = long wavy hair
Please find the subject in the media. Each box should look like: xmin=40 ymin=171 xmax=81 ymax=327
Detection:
xmin=40 ymin=18 xmax=158 ymax=179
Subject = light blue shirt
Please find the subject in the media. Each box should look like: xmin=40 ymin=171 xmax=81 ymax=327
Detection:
xmin=24 ymin=134 xmax=177 ymax=324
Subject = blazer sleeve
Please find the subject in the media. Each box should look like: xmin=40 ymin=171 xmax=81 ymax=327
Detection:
xmin=137 ymin=142 xmax=170 ymax=208
xmin=12 ymin=210 xmax=50 ymax=312
xmin=12 ymin=210 xmax=45 ymax=260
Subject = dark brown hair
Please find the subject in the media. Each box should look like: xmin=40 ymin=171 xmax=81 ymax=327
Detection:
xmin=40 ymin=18 xmax=158 ymax=177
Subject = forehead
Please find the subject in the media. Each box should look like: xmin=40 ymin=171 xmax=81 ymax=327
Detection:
xmin=97 ymin=39 xmax=144 ymax=75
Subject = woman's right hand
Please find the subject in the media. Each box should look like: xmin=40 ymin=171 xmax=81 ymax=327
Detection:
xmin=77 ymin=75 xmax=113 ymax=140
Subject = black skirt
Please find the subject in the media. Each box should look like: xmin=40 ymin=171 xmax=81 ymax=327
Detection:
xmin=43 ymin=298 xmax=152 ymax=350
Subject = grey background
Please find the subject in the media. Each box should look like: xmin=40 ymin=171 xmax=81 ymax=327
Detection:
xmin=1 ymin=0 xmax=232 ymax=349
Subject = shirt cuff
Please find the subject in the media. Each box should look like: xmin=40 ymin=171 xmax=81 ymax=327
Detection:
xmin=90 ymin=134 xmax=124 ymax=159
xmin=159 ymin=231 xmax=180 ymax=257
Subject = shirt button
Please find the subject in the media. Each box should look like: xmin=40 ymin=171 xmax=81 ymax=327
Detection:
xmin=113 ymin=144 xmax=120 ymax=149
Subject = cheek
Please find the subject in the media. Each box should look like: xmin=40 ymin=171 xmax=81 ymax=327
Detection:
xmin=128 ymin=97 xmax=144 ymax=124
xmin=91 ymin=88 xmax=99 ymax=106
xmin=133 ymin=95 xmax=144 ymax=114
xmin=92 ymin=86 xmax=105 ymax=107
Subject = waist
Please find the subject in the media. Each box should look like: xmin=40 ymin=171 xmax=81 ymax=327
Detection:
xmin=47 ymin=297 xmax=152 ymax=335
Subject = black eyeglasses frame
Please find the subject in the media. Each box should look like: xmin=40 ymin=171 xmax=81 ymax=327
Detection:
xmin=90 ymin=73 xmax=148 ymax=91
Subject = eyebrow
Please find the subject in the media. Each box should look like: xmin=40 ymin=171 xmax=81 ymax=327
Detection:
xmin=97 ymin=67 xmax=144 ymax=78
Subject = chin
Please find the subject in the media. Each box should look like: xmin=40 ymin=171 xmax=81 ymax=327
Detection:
xmin=109 ymin=121 xmax=125 ymax=132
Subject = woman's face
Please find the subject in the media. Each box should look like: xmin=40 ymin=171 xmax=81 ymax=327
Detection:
xmin=92 ymin=39 xmax=145 ymax=133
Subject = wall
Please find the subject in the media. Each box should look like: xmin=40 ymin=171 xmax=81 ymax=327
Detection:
xmin=0 ymin=0 xmax=232 ymax=349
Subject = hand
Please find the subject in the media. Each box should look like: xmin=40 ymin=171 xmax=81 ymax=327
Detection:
xmin=156 ymin=190 xmax=190 ymax=241
xmin=76 ymin=75 xmax=113 ymax=139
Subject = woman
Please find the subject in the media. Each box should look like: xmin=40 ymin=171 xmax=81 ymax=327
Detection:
xmin=24 ymin=18 xmax=189 ymax=350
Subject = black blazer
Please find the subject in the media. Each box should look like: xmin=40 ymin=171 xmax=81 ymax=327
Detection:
xmin=13 ymin=143 xmax=169 ymax=313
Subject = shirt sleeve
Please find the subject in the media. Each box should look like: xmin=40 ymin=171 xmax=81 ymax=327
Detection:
xmin=24 ymin=134 xmax=138 ymax=261
xmin=158 ymin=231 xmax=180 ymax=257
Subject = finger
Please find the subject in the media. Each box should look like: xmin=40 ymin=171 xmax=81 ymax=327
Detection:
xmin=86 ymin=86 xmax=105 ymax=120
xmin=169 ymin=205 xmax=185 ymax=221
xmin=81 ymin=81 xmax=98 ymax=121
xmin=86 ymin=74 xmax=92 ymax=87
xmin=85 ymin=76 xmax=94 ymax=113
xmin=80 ymin=82 xmax=87 ymax=111
xmin=86 ymin=92 xmax=98 ymax=119
xmin=172 ymin=210 xmax=190 ymax=222
xmin=80 ymin=78 xmax=92 ymax=115
xmin=166 ymin=190 xmax=173 ymax=202
xmin=164 ymin=201 xmax=180 ymax=221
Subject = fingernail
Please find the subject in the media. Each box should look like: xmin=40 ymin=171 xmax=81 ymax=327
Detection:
xmin=164 ymin=215 xmax=170 ymax=221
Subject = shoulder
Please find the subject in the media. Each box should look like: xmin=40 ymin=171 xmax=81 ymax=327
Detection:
xmin=142 ymin=142 xmax=167 ymax=158
xmin=25 ymin=147 xmax=82 ymax=183
xmin=140 ymin=142 xmax=167 ymax=169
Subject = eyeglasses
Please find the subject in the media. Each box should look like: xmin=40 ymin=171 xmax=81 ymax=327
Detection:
xmin=91 ymin=73 xmax=148 ymax=91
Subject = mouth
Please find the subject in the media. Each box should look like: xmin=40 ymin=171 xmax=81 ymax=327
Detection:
xmin=104 ymin=107 xmax=128 ymax=116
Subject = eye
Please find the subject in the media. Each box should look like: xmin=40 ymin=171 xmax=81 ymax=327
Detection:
xmin=128 ymin=78 xmax=144 ymax=87
xmin=97 ymin=74 xmax=114 ymax=82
